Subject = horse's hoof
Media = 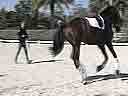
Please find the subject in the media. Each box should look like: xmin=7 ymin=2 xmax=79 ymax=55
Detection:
xmin=83 ymin=82 xmax=87 ymax=85
xmin=83 ymin=80 xmax=90 ymax=85
xmin=28 ymin=60 xmax=32 ymax=64
xmin=15 ymin=60 xmax=18 ymax=64
xmin=96 ymin=65 xmax=104 ymax=72
xmin=115 ymin=70 xmax=120 ymax=76
xmin=15 ymin=61 xmax=18 ymax=64
xmin=76 ymin=65 xmax=79 ymax=69
xmin=83 ymin=81 xmax=87 ymax=85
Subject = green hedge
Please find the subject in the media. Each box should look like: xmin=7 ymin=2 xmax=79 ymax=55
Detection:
xmin=0 ymin=29 xmax=56 ymax=40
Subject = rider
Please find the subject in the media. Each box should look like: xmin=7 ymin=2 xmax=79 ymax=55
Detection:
xmin=88 ymin=7 xmax=106 ymax=59
xmin=88 ymin=7 xmax=104 ymax=29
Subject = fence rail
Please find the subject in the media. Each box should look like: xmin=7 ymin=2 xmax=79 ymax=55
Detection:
xmin=1 ymin=39 xmax=128 ymax=46
xmin=0 ymin=29 xmax=128 ymax=44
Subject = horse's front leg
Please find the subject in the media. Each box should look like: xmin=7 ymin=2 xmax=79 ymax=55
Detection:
xmin=106 ymin=41 xmax=120 ymax=75
xmin=97 ymin=44 xmax=108 ymax=72
xmin=72 ymin=45 xmax=87 ymax=84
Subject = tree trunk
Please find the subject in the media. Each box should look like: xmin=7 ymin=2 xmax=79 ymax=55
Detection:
xmin=49 ymin=0 xmax=55 ymax=29
xmin=32 ymin=8 xmax=38 ymax=29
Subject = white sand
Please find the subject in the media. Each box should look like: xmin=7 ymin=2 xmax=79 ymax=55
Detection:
xmin=0 ymin=43 xmax=128 ymax=96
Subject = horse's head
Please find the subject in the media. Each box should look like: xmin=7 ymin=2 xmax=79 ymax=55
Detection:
xmin=101 ymin=6 xmax=121 ymax=32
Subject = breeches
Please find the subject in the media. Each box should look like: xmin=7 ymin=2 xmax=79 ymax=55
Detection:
xmin=20 ymin=41 xmax=26 ymax=47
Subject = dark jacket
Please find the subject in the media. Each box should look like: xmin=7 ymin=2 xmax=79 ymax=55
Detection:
xmin=104 ymin=16 xmax=112 ymax=33
xmin=18 ymin=28 xmax=28 ymax=43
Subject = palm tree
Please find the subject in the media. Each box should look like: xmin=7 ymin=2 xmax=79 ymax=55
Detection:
xmin=32 ymin=0 xmax=74 ymax=28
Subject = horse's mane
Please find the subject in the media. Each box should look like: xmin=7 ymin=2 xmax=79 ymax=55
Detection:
xmin=100 ymin=6 xmax=120 ymax=25
xmin=100 ymin=6 xmax=118 ymax=17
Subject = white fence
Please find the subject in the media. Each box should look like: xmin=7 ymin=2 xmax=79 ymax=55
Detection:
xmin=1 ymin=39 xmax=128 ymax=46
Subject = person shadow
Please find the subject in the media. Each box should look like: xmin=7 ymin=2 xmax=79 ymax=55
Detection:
xmin=84 ymin=73 xmax=128 ymax=85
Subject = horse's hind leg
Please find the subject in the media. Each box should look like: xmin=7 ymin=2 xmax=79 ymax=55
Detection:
xmin=97 ymin=44 xmax=108 ymax=72
xmin=106 ymin=41 xmax=120 ymax=75
xmin=66 ymin=33 xmax=81 ymax=69
xmin=72 ymin=45 xmax=80 ymax=69
xmin=70 ymin=46 xmax=75 ymax=60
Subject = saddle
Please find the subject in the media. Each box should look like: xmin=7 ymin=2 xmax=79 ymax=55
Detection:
xmin=85 ymin=15 xmax=105 ymax=30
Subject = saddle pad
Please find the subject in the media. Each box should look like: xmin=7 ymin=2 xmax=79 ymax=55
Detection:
xmin=85 ymin=16 xmax=104 ymax=29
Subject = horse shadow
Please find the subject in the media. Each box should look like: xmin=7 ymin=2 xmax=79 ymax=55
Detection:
xmin=85 ymin=73 xmax=128 ymax=85
xmin=31 ymin=59 xmax=64 ymax=64
xmin=0 ymin=74 xmax=8 ymax=77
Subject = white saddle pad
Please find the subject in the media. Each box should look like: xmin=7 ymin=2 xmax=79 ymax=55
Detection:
xmin=85 ymin=16 xmax=105 ymax=29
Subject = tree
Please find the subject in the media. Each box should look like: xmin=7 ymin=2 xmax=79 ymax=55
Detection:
xmin=5 ymin=11 xmax=19 ymax=28
xmin=32 ymin=0 xmax=74 ymax=28
xmin=32 ymin=0 xmax=74 ymax=16
xmin=0 ymin=8 xmax=20 ymax=29
xmin=0 ymin=8 xmax=8 ymax=29
xmin=15 ymin=0 xmax=32 ymax=22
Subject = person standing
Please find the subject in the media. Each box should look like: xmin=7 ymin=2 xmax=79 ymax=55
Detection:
xmin=15 ymin=21 xmax=32 ymax=64
xmin=88 ymin=7 xmax=104 ymax=29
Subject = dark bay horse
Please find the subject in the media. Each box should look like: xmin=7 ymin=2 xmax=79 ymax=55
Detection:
xmin=50 ymin=6 xmax=121 ymax=82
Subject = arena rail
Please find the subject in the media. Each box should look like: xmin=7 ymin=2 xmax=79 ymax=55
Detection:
xmin=0 ymin=39 xmax=128 ymax=46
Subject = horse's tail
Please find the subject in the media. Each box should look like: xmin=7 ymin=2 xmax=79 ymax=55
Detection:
xmin=50 ymin=20 xmax=65 ymax=57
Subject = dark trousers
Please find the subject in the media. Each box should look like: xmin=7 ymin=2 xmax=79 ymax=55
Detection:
xmin=15 ymin=42 xmax=30 ymax=63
